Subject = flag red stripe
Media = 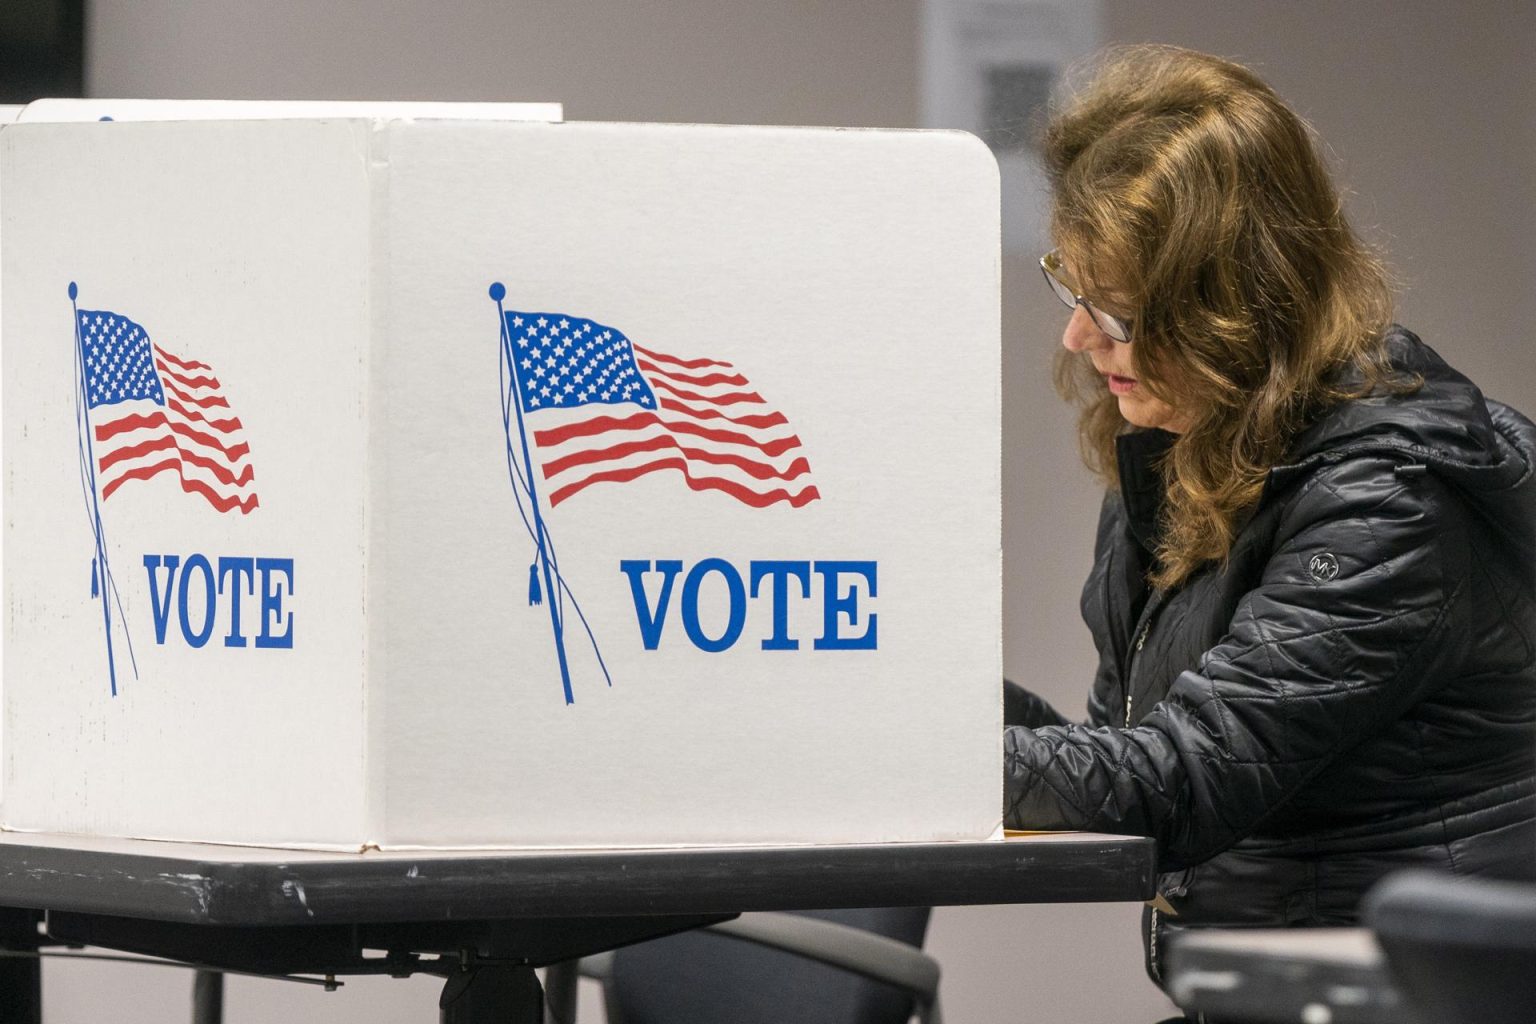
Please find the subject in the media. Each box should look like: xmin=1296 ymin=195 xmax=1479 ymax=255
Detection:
xmin=531 ymin=411 xmax=655 ymax=445
xmin=631 ymin=343 xmax=732 ymax=370
xmin=167 ymin=420 xmax=251 ymax=462
xmin=659 ymin=417 xmax=804 ymax=457
xmin=97 ymin=433 xmax=176 ymax=471
xmin=648 ymin=377 xmax=765 ymax=406
xmin=152 ymin=345 xmax=212 ymax=372
xmin=161 ymin=377 xmax=231 ymax=410
xmin=95 ymin=411 xmax=251 ymax=462
xmin=100 ymin=459 xmax=257 ymax=512
xmin=95 ymin=411 xmax=171 ymax=442
xmin=682 ymin=449 xmax=811 ymax=481
xmin=548 ymin=456 xmax=821 ymax=508
xmin=541 ymin=433 xmax=812 ymax=482
xmin=636 ymin=358 xmax=748 ymax=388
xmin=658 ymin=396 xmax=788 ymax=429
xmin=155 ymin=360 xmax=223 ymax=391
xmin=100 ymin=459 xmax=179 ymax=500
xmin=173 ymin=446 xmax=256 ymax=487
xmin=540 ymin=434 xmax=673 ymax=475
xmin=166 ymin=396 xmax=243 ymax=432
xmin=98 ymin=434 xmax=255 ymax=488
xmin=533 ymin=410 xmax=803 ymax=458
xmin=177 ymin=478 xmax=259 ymax=514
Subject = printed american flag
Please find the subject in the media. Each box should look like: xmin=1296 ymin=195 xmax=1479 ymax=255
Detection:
xmin=503 ymin=311 xmax=819 ymax=508
xmin=77 ymin=309 xmax=259 ymax=514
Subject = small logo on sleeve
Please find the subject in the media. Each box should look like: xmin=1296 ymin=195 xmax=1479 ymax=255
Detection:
xmin=1308 ymin=553 xmax=1340 ymax=582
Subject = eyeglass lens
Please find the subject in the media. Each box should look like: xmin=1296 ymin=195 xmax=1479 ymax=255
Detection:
xmin=1040 ymin=262 xmax=1130 ymax=342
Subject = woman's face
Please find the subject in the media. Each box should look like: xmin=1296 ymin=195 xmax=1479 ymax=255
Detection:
xmin=1061 ymin=305 xmax=1192 ymax=433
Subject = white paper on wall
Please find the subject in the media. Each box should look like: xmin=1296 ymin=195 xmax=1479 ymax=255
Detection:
xmin=920 ymin=0 xmax=1099 ymax=252
xmin=2 ymin=117 xmax=1001 ymax=850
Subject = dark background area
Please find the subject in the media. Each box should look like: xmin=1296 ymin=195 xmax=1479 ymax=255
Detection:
xmin=0 ymin=0 xmax=84 ymax=101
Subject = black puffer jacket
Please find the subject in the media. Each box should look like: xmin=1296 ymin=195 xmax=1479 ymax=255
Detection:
xmin=1004 ymin=328 xmax=1536 ymax=982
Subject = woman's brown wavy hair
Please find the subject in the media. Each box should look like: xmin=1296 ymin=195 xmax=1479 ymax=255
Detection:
xmin=1044 ymin=45 xmax=1400 ymax=589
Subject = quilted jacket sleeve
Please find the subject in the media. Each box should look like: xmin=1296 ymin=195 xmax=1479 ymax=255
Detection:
xmin=1004 ymin=456 xmax=1474 ymax=871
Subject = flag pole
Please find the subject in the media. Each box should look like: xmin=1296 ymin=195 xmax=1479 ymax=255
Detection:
xmin=69 ymin=282 xmax=120 ymax=696
xmin=491 ymin=283 xmax=574 ymax=704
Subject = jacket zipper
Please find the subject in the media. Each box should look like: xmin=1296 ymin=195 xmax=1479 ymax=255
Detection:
xmin=1126 ymin=590 xmax=1197 ymax=986
xmin=1122 ymin=574 xmax=1194 ymax=981
xmin=1124 ymin=605 xmax=1160 ymax=978
xmin=1125 ymin=620 xmax=1151 ymax=727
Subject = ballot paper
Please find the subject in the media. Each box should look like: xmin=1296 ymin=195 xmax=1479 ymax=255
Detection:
xmin=1 ymin=116 xmax=1001 ymax=850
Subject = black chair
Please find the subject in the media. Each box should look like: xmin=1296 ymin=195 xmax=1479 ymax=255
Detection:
xmin=1165 ymin=869 xmax=1536 ymax=1024
xmin=1363 ymin=869 xmax=1536 ymax=1024
xmin=556 ymin=907 xmax=940 ymax=1024
xmin=1164 ymin=924 xmax=1412 ymax=1023
xmin=183 ymin=909 xmax=936 ymax=1024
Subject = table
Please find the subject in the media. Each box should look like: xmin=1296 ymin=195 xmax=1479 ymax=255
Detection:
xmin=0 ymin=830 xmax=1155 ymax=1023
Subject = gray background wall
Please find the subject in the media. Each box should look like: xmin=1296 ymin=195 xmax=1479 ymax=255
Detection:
xmin=42 ymin=2 xmax=1536 ymax=1021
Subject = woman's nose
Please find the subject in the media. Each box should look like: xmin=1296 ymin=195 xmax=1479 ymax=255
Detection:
xmin=1061 ymin=304 xmax=1112 ymax=353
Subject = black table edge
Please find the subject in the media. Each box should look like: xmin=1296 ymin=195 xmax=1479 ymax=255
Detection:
xmin=0 ymin=834 xmax=1156 ymax=926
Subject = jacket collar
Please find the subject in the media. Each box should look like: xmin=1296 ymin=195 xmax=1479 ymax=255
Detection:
xmin=1115 ymin=427 xmax=1176 ymax=554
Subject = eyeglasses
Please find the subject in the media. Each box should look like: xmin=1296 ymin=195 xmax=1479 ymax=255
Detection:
xmin=1039 ymin=250 xmax=1132 ymax=343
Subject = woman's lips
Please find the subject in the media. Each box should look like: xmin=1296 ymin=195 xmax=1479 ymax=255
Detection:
xmin=1106 ymin=374 xmax=1137 ymax=396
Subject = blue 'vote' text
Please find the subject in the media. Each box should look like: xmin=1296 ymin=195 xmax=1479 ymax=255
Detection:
xmin=619 ymin=559 xmax=877 ymax=653
xmin=142 ymin=555 xmax=295 ymax=650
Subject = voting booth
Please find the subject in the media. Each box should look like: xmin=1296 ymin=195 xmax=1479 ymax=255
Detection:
xmin=0 ymin=111 xmax=1001 ymax=851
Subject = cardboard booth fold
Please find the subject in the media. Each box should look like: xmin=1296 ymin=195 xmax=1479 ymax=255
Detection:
xmin=1 ymin=117 xmax=1002 ymax=850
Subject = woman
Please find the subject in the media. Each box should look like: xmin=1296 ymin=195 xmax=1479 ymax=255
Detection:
xmin=1003 ymin=44 xmax=1536 ymax=1001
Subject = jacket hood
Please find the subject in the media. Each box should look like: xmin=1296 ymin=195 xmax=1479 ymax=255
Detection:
xmin=1275 ymin=327 xmax=1535 ymax=498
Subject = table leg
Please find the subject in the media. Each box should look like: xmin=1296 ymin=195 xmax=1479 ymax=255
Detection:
xmin=0 ymin=955 xmax=41 ymax=1024
xmin=0 ymin=908 xmax=42 ymax=1024
xmin=543 ymin=961 xmax=578 ymax=1024
xmin=192 ymin=970 xmax=224 ymax=1024
xmin=439 ymin=963 xmax=542 ymax=1024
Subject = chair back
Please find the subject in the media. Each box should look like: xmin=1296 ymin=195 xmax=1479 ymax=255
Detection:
xmin=606 ymin=907 xmax=932 ymax=1024
xmin=1366 ymin=870 xmax=1536 ymax=1024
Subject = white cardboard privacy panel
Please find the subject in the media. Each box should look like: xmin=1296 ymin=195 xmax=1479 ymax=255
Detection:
xmin=17 ymin=99 xmax=563 ymax=123
xmin=0 ymin=104 xmax=17 ymax=807
xmin=2 ymin=118 xmax=1001 ymax=850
